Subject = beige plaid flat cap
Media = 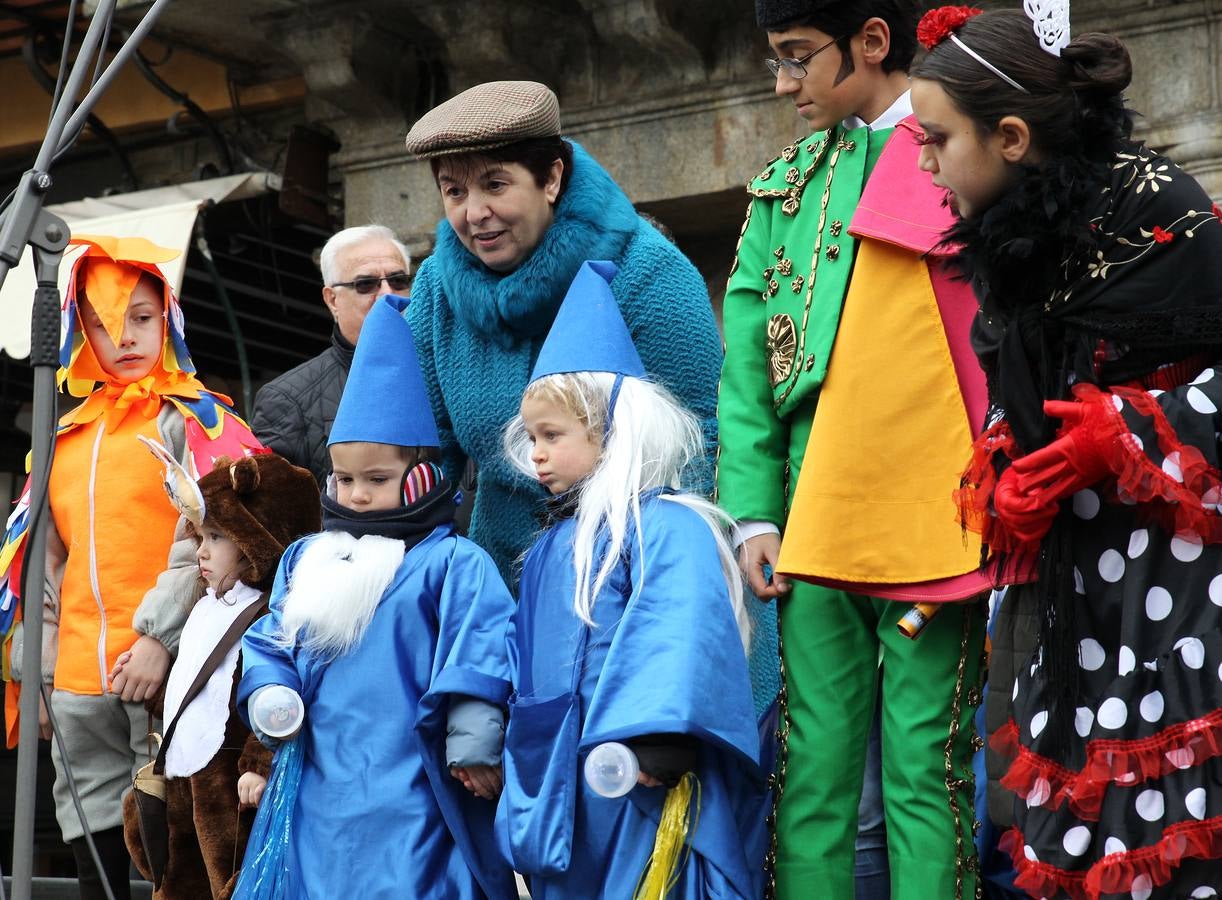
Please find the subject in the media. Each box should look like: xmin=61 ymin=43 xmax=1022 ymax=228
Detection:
xmin=405 ymin=81 xmax=561 ymax=159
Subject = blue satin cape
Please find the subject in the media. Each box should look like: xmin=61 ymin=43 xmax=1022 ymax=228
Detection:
xmin=238 ymin=526 xmax=517 ymax=900
xmin=496 ymin=492 xmax=769 ymax=898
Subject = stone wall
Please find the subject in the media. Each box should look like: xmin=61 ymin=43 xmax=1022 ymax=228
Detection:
xmin=96 ymin=0 xmax=1222 ymax=285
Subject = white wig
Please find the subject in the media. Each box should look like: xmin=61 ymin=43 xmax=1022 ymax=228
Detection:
xmin=318 ymin=224 xmax=411 ymax=286
xmin=504 ymin=372 xmax=750 ymax=651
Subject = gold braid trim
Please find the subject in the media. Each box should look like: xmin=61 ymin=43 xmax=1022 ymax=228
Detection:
xmin=943 ymin=600 xmax=985 ymax=900
xmin=773 ymin=134 xmax=845 ymax=409
xmin=747 ymin=134 xmax=832 ymax=214
xmin=763 ymin=604 xmax=790 ymax=900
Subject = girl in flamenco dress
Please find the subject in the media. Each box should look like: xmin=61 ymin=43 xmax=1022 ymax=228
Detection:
xmin=911 ymin=5 xmax=1222 ymax=898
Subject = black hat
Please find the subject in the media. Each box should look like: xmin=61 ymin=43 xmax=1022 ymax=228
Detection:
xmin=755 ymin=0 xmax=826 ymax=30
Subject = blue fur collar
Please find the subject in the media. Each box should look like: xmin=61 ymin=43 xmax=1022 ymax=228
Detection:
xmin=432 ymin=142 xmax=640 ymax=347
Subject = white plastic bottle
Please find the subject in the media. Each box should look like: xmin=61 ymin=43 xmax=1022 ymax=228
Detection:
xmin=583 ymin=742 xmax=640 ymax=798
xmin=248 ymin=684 xmax=305 ymax=740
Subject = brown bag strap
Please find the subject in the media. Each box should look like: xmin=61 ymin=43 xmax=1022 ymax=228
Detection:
xmin=153 ymin=598 xmax=267 ymax=774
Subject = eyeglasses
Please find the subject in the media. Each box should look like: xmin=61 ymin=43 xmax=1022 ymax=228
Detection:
xmin=765 ymin=36 xmax=843 ymax=79
xmin=330 ymin=272 xmax=411 ymax=295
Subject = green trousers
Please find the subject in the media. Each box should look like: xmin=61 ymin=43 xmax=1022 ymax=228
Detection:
xmin=773 ymin=587 xmax=985 ymax=900
xmin=773 ymin=399 xmax=986 ymax=900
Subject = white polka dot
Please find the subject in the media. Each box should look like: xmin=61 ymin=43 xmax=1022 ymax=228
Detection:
xmin=1075 ymin=706 xmax=1094 ymax=737
xmin=1012 ymin=678 xmax=1019 ymax=701
xmin=1098 ymin=697 xmax=1128 ymax=729
xmin=1127 ymin=432 xmax=1145 ymax=452
xmin=1218 ymin=661 xmax=1222 ymax=683
xmin=1136 ymin=789 xmax=1165 ymax=822
xmin=1073 ymin=489 xmax=1100 ymax=519
xmin=1132 ymin=874 xmax=1153 ymax=900
xmin=1098 ymin=549 xmax=1125 ymax=582
xmin=1023 ymin=844 xmax=1038 ymax=862
xmin=1117 ymin=770 xmax=1139 ymax=785
xmin=1148 ymin=389 xmax=1165 ymax=398
xmin=1027 ymin=776 xmax=1051 ymax=807
xmin=1063 ymin=825 xmax=1091 ymax=856
xmin=1145 ymin=587 xmax=1173 ymax=621
xmin=1176 ymin=636 xmax=1206 ymax=669
xmin=1171 ymin=533 xmax=1204 ymax=562
xmin=1030 ymin=710 xmax=1049 ymax=739
xmin=1205 ymin=486 xmax=1222 ymax=512
xmin=1187 ymin=386 xmax=1218 ymax=414
xmin=1104 ymin=836 xmax=1126 ymax=856
xmin=1166 ymin=746 xmax=1195 ymax=769
xmin=1079 ymin=638 xmax=1106 ymax=671
xmin=1190 ymin=368 xmax=1215 ymax=386
xmin=1210 ymin=573 xmax=1222 ymax=606
xmin=1139 ymin=691 xmax=1164 ymax=723
xmin=1074 ymin=566 xmax=1086 ymax=595
xmin=1119 ymin=646 xmax=1136 ymax=676
xmin=1163 ymin=451 xmax=1184 ymax=482
xmin=1190 ymin=887 xmax=1218 ymax=899
xmin=1112 ymin=394 xmax=1125 ymax=411
xmin=1127 ymin=529 xmax=1149 ymax=558
xmin=1186 ymin=787 xmax=1207 ymax=820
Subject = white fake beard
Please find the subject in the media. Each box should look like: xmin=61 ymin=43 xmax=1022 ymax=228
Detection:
xmin=277 ymin=531 xmax=405 ymax=660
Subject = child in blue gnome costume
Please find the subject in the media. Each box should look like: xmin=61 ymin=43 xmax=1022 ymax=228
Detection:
xmin=497 ymin=261 xmax=768 ymax=899
xmin=232 ymin=293 xmax=518 ymax=900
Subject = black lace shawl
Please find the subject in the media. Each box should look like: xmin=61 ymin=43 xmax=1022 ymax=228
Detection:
xmin=946 ymin=140 xmax=1222 ymax=747
xmin=949 ymin=140 xmax=1222 ymax=453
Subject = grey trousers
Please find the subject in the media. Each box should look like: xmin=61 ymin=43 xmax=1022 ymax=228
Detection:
xmin=49 ymin=690 xmax=152 ymax=842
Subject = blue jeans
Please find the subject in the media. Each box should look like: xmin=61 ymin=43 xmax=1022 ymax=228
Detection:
xmin=855 ymin=699 xmax=890 ymax=900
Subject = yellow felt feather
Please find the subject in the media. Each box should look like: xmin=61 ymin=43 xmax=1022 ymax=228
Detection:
xmin=632 ymin=773 xmax=701 ymax=900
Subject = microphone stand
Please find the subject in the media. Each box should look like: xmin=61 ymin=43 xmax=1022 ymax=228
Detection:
xmin=0 ymin=1 xmax=174 ymax=897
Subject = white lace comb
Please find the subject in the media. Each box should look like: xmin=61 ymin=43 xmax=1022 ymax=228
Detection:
xmin=1024 ymin=0 xmax=1071 ymax=56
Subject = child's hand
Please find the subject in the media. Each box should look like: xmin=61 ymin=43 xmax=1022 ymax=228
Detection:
xmin=449 ymin=764 xmax=503 ymax=800
xmin=637 ymin=772 xmax=664 ymax=788
xmin=237 ymin=772 xmax=268 ymax=808
xmin=107 ymin=650 xmax=132 ymax=683
xmin=109 ymin=636 xmax=171 ymax=702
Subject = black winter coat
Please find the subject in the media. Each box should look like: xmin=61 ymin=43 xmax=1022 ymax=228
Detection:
xmin=250 ymin=327 xmax=353 ymax=485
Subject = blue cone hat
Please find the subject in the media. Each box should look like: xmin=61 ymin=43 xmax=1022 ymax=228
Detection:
xmin=530 ymin=260 xmax=646 ymax=383
xmin=328 ymin=294 xmax=440 ymax=448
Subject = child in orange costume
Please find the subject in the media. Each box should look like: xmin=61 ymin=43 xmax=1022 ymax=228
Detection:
xmin=0 ymin=235 xmax=260 ymax=900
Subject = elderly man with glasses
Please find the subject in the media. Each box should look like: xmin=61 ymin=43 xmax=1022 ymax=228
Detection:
xmin=251 ymin=224 xmax=411 ymax=484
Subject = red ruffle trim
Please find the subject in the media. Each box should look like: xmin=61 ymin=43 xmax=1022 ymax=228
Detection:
xmin=956 ymin=382 xmax=1222 ymax=555
xmin=999 ymin=817 xmax=1222 ymax=900
xmin=1071 ymin=383 xmax=1222 ymax=543
xmin=955 ymin=420 xmax=1034 ymax=554
xmin=992 ymin=711 xmax=1222 ymax=821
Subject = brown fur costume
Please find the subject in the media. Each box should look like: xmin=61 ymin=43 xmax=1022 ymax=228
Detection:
xmin=123 ymin=452 xmax=320 ymax=899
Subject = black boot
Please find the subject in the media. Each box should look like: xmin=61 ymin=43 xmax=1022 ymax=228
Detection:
xmin=69 ymin=826 xmax=132 ymax=900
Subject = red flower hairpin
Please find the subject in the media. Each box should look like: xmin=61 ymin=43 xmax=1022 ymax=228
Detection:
xmin=917 ymin=6 xmax=984 ymax=50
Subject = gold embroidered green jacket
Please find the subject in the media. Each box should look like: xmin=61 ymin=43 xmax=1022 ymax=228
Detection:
xmin=717 ymin=122 xmax=891 ymax=525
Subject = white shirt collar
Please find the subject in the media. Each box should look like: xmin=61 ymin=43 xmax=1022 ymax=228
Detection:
xmin=841 ymin=89 xmax=912 ymax=132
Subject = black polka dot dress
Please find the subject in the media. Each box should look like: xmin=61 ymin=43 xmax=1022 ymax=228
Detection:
xmin=994 ymin=372 xmax=1222 ymax=899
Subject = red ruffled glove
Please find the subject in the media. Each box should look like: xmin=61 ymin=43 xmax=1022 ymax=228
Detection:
xmin=1010 ymin=398 xmax=1117 ymax=498
xmin=993 ymin=466 xmax=1060 ymax=546
xmin=992 ymin=395 xmax=1121 ymax=546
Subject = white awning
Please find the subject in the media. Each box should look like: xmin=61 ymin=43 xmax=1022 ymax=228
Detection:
xmin=0 ymin=171 xmax=271 ymax=359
